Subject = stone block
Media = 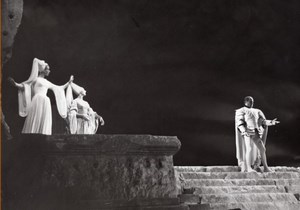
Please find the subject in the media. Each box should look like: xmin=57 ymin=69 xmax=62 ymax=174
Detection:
xmin=182 ymin=178 xmax=277 ymax=188
xmin=194 ymin=185 xmax=286 ymax=195
xmin=3 ymin=134 xmax=184 ymax=210
xmin=180 ymin=171 xmax=300 ymax=180
xmin=210 ymin=202 xmax=300 ymax=210
xmin=179 ymin=194 xmax=200 ymax=204
xmin=200 ymin=193 xmax=299 ymax=204
xmin=175 ymin=166 xmax=300 ymax=173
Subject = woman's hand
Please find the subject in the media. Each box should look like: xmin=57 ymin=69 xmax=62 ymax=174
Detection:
xmin=7 ymin=77 xmax=24 ymax=90
xmin=95 ymin=113 xmax=105 ymax=126
xmin=99 ymin=117 xmax=105 ymax=126
xmin=7 ymin=77 xmax=16 ymax=86
xmin=69 ymin=75 xmax=74 ymax=83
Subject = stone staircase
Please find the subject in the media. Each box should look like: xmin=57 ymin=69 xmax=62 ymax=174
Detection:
xmin=175 ymin=166 xmax=300 ymax=210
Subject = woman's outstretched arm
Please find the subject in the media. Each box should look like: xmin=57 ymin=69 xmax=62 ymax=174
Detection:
xmin=47 ymin=75 xmax=74 ymax=89
xmin=8 ymin=77 xmax=24 ymax=91
xmin=61 ymin=75 xmax=74 ymax=89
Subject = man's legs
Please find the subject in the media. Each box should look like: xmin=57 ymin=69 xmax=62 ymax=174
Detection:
xmin=251 ymin=134 xmax=272 ymax=172
xmin=244 ymin=136 xmax=256 ymax=172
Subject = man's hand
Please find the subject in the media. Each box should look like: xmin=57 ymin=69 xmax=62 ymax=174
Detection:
xmin=241 ymin=131 xmax=250 ymax=137
xmin=265 ymin=118 xmax=280 ymax=126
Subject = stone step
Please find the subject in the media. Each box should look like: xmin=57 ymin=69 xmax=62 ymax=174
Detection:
xmin=193 ymin=185 xmax=286 ymax=195
xmin=182 ymin=178 xmax=300 ymax=188
xmin=200 ymin=193 xmax=299 ymax=204
xmin=179 ymin=171 xmax=300 ymax=180
xmin=175 ymin=166 xmax=240 ymax=173
xmin=175 ymin=166 xmax=300 ymax=173
xmin=189 ymin=202 xmax=300 ymax=210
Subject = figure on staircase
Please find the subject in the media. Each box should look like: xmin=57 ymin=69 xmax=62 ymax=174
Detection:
xmin=8 ymin=58 xmax=73 ymax=135
xmin=66 ymin=82 xmax=104 ymax=134
xmin=235 ymin=96 xmax=280 ymax=172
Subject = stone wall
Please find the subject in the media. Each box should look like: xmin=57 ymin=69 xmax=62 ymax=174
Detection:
xmin=1 ymin=0 xmax=23 ymax=64
xmin=1 ymin=0 xmax=23 ymax=140
xmin=3 ymin=134 xmax=187 ymax=210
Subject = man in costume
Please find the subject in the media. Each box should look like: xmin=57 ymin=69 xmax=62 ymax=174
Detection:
xmin=235 ymin=96 xmax=279 ymax=172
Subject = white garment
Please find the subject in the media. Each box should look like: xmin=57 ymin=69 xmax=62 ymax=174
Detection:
xmin=18 ymin=61 xmax=68 ymax=135
xmin=68 ymin=97 xmax=99 ymax=134
xmin=235 ymin=107 xmax=268 ymax=169
xmin=66 ymin=84 xmax=99 ymax=134
xmin=22 ymin=93 xmax=52 ymax=134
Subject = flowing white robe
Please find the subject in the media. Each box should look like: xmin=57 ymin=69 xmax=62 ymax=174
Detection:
xmin=18 ymin=77 xmax=67 ymax=135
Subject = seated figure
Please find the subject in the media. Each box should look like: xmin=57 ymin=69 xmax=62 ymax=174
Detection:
xmin=66 ymin=83 xmax=104 ymax=134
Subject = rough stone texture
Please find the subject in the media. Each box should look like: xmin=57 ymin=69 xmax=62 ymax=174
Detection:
xmin=1 ymin=0 xmax=23 ymax=64
xmin=200 ymin=193 xmax=298 ymax=203
xmin=194 ymin=185 xmax=286 ymax=195
xmin=206 ymin=202 xmax=300 ymax=210
xmin=182 ymin=178 xmax=300 ymax=188
xmin=175 ymin=166 xmax=300 ymax=173
xmin=180 ymin=172 xmax=300 ymax=180
xmin=175 ymin=166 xmax=300 ymax=210
xmin=179 ymin=194 xmax=200 ymax=204
xmin=1 ymin=0 xmax=23 ymax=140
xmin=3 ymin=134 xmax=185 ymax=210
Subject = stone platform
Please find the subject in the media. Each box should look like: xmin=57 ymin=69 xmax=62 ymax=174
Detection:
xmin=2 ymin=134 xmax=187 ymax=210
xmin=3 ymin=135 xmax=300 ymax=210
xmin=175 ymin=166 xmax=300 ymax=210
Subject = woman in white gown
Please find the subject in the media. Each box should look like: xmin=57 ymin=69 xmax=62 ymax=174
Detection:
xmin=66 ymin=83 xmax=104 ymax=134
xmin=9 ymin=58 xmax=73 ymax=135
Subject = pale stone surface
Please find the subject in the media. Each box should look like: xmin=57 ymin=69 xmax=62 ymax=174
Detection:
xmin=201 ymin=193 xmax=299 ymax=204
xmin=180 ymin=172 xmax=300 ymax=180
xmin=175 ymin=166 xmax=300 ymax=210
xmin=175 ymin=166 xmax=300 ymax=173
xmin=182 ymin=178 xmax=281 ymax=188
xmin=207 ymin=202 xmax=300 ymax=210
xmin=194 ymin=185 xmax=286 ymax=195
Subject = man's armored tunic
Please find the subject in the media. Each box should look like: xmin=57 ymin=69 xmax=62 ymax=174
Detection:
xmin=235 ymin=107 xmax=268 ymax=169
xmin=236 ymin=107 xmax=266 ymax=136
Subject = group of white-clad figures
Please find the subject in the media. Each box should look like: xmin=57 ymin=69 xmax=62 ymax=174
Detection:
xmin=10 ymin=58 xmax=280 ymax=173
xmin=9 ymin=58 xmax=104 ymax=135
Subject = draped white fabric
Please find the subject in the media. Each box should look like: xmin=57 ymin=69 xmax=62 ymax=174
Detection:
xmin=18 ymin=83 xmax=31 ymax=117
xmin=17 ymin=58 xmax=68 ymax=135
xmin=52 ymin=85 xmax=67 ymax=119
xmin=66 ymin=82 xmax=99 ymax=134
xmin=22 ymin=94 xmax=52 ymax=134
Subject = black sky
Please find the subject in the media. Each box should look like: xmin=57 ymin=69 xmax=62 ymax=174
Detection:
xmin=2 ymin=0 xmax=300 ymax=166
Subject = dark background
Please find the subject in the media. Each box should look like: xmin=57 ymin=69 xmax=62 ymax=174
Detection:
xmin=2 ymin=0 xmax=300 ymax=166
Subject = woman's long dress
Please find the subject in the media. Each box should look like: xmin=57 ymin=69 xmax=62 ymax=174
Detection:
xmin=68 ymin=98 xmax=99 ymax=134
xmin=19 ymin=77 xmax=67 ymax=135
